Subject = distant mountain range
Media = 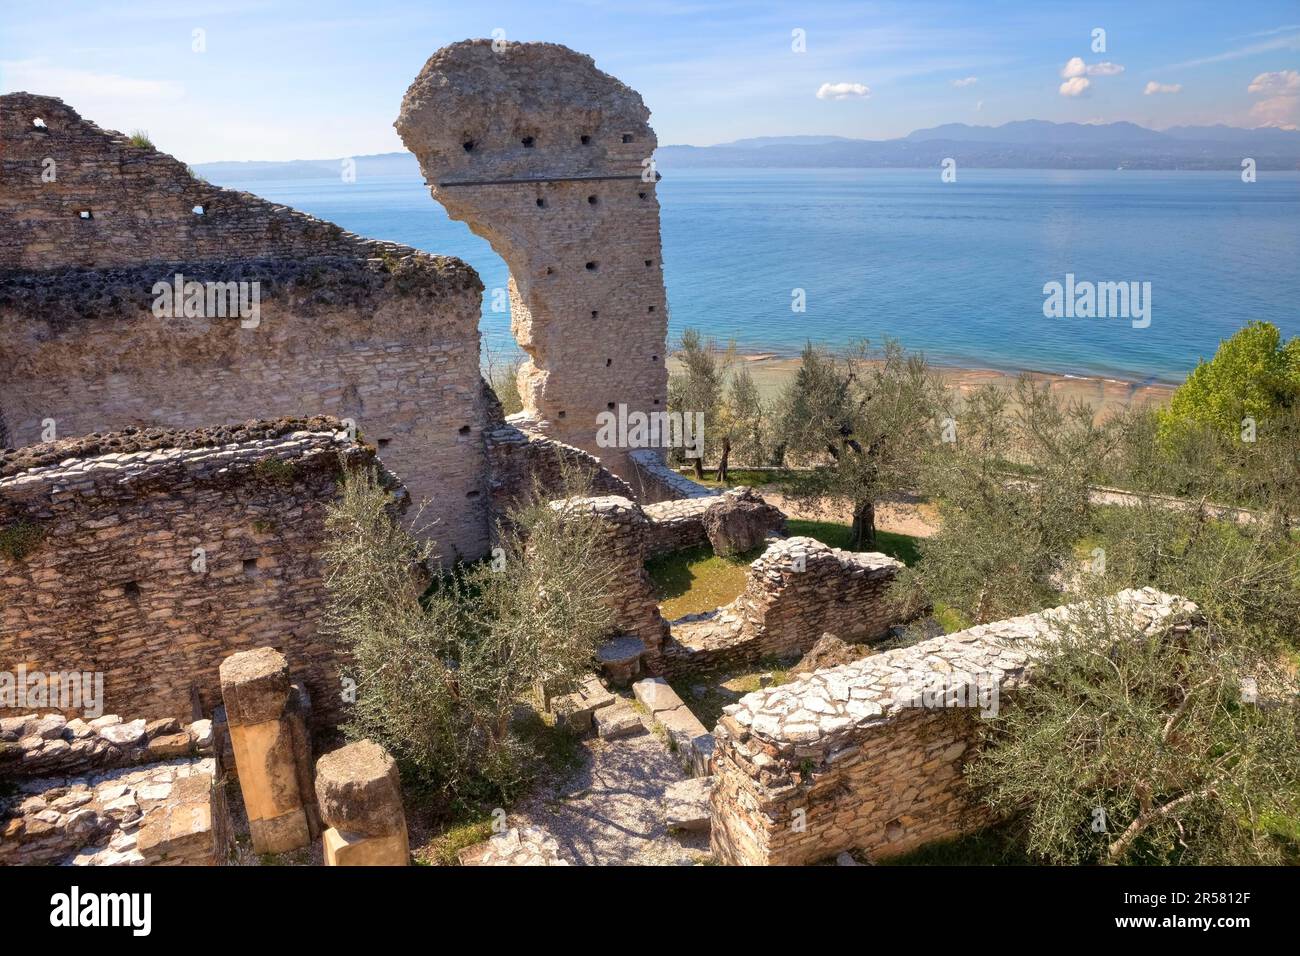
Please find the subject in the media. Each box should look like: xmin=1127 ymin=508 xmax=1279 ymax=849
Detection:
xmin=195 ymin=152 xmax=421 ymax=182
xmin=660 ymin=122 xmax=1300 ymax=170
xmin=193 ymin=121 xmax=1300 ymax=181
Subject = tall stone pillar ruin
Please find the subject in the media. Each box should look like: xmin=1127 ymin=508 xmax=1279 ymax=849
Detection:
xmin=397 ymin=40 xmax=670 ymax=486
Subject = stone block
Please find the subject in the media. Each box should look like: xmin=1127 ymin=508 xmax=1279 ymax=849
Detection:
xmin=664 ymin=776 xmax=714 ymax=833
xmin=322 ymin=827 xmax=409 ymax=866
xmin=219 ymin=647 xmax=290 ymax=725
xmin=594 ymin=703 xmax=644 ymax=740
xmin=314 ymin=739 xmax=405 ymax=838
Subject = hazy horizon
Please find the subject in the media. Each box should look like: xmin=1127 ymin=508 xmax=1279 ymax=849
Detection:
xmin=4 ymin=1 xmax=1299 ymax=163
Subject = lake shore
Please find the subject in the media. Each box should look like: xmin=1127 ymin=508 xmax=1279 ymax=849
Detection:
xmin=671 ymin=352 xmax=1177 ymax=417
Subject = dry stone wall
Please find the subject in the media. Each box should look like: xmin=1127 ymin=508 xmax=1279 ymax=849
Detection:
xmin=628 ymin=451 xmax=716 ymax=503
xmin=0 ymin=93 xmax=492 ymax=559
xmin=709 ymin=588 xmax=1200 ymax=865
xmin=662 ymin=537 xmax=905 ymax=675
xmin=1 ymin=93 xmax=397 ymax=270
xmin=398 ymin=41 xmax=670 ymax=486
xmin=0 ymin=756 xmax=229 ymax=866
xmin=0 ymin=419 xmax=377 ymax=728
xmin=551 ymin=496 xmax=668 ymax=676
xmin=1 ymin=712 xmax=213 ymax=780
xmin=485 ymin=418 xmax=635 ymax=532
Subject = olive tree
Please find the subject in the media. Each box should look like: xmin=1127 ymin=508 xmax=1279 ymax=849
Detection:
xmin=772 ymin=339 xmax=944 ymax=549
xmin=321 ymin=465 xmax=614 ymax=806
xmin=969 ymin=597 xmax=1300 ymax=865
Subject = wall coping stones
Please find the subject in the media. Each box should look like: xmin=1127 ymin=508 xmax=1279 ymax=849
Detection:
xmin=717 ymin=587 xmax=1198 ymax=771
xmin=628 ymin=450 xmax=716 ymax=500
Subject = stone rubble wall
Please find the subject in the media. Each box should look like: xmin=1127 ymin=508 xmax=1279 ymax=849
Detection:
xmin=0 ymin=712 xmax=213 ymax=780
xmin=0 ymin=420 xmax=381 ymax=728
xmin=485 ymin=418 xmax=635 ymax=533
xmin=551 ymin=496 xmax=668 ymax=667
xmin=709 ymin=588 xmax=1200 ymax=865
xmin=0 ymin=756 xmax=229 ymax=866
xmin=398 ymin=41 xmax=669 ymax=486
xmin=628 ymin=450 xmax=716 ymax=503
xmin=642 ymin=497 xmax=716 ymax=556
xmin=0 ymin=93 xmax=414 ymax=270
xmin=0 ymin=255 xmax=491 ymax=560
xmin=662 ymin=537 xmax=905 ymax=676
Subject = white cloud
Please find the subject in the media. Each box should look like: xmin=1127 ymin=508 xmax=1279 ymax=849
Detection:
xmin=1248 ymin=69 xmax=1300 ymax=95
xmin=1247 ymin=70 xmax=1300 ymax=128
xmin=975 ymin=100 xmax=984 ymax=111
xmin=952 ymin=76 xmax=978 ymax=88
xmin=816 ymin=81 xmax=870 ymax=100
xmin=1087 ymin=62 xmax=1125 ymax=76
xmin=1059 ymin=76 xmax=1091 ymax=97
xmin=1144 ymin=81 xmax=1183 ymax=95
xmin=1061 ymin=56 xmax=1087 ymax=79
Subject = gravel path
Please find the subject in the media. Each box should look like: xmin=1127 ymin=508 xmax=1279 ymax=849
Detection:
xmin=511 ymin=716 xmax=712 ymax=866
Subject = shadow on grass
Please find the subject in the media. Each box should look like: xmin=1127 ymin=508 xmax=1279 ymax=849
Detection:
xmin=879 ymin=822 xmax=1034 ymax=866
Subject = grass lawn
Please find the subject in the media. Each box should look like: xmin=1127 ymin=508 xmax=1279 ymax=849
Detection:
xmin=646 ymin=519 xmax=924 ymax=620
xmin=646 ymin=543 xmax=765 ymax=619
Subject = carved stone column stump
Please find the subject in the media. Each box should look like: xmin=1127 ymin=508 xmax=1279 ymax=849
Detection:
xmin=218 ymin=647 xmax=311 ymax=855
xmin=315 ymin=739 xmax=410 ymax=866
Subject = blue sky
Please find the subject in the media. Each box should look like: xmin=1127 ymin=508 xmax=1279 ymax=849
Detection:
xmin=3 ymin=1 xmax=1299 ymax=162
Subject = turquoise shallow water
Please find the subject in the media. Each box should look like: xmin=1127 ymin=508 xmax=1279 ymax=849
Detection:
xmin=213 ymin=167 xmax=1300 ymax=385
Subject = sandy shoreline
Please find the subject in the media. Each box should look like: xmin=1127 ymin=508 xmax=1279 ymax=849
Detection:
xmin=670 ymin=353 xmax=1176 ymax=417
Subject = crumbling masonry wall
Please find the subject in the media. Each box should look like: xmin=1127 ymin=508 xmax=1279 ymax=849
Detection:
xmin=0 ymin=420 xmax=378 ymax=728
xmin=0 ymin=93 xmax=492 ymax=559
xmin=398 ymin=41 xmax=670 ymax=486
xmin=662 ymin=537 xmax=905 ymax=676
xmin=708 ymin=589 xmax=1199 ymax=865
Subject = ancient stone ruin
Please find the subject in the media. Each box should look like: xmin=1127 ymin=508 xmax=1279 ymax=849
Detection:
xmin=0 ymin=419 xmax=372 ymax=727
xmin=709 ymin=588 xmax=1200 ymax=865
xmin=397 ymin=41 xmax=670 ymax=489
xmin=0 ymin=40 xmax=1204 ymax=869
xmin=0 ymin=92 xmax=492 ymax=560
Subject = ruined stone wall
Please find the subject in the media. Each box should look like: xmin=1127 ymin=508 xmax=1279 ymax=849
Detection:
xmin=0 ymin=93 xmax=493 ymax=559
xmin=662 ymin=538 xmax=905 ymax=675
xmin=0 ymin=756 xmax=229 ymax=866
xmin=628 ymin=451 xmax=716 ymax=503
xmin=0 ymin=712 xmax=213 ymax=781
xmin=551 ymin=496 xmax=668 ymax=673
xmin=0 ymin=93 xmax=396 ymax=270
xmin=0 ymin=257 xmax=491 ymax=559
xmin=398 ymin=41 xmax=669 ymax=486
xmin=642 ymin=497 xmax=716 ymax=556
xmin=0 ymin=420 xmax=377 ymax=728
xmin=709 ymin=589 xmax=1199 ymax=865
xmin=485 ymin=419 xmax=635 ymax=532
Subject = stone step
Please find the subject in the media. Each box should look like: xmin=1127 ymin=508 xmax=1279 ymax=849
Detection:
xmin=593 ymin=702 xmax=645 ymax=740
xmin=549 ymin=673 xmax=616 ymax=734
xmin=632 ymin=677 xmax=714 ymax=777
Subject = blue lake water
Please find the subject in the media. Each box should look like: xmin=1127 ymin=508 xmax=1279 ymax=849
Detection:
xmin=213 ymin=168 xmax=1300 ymax=385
